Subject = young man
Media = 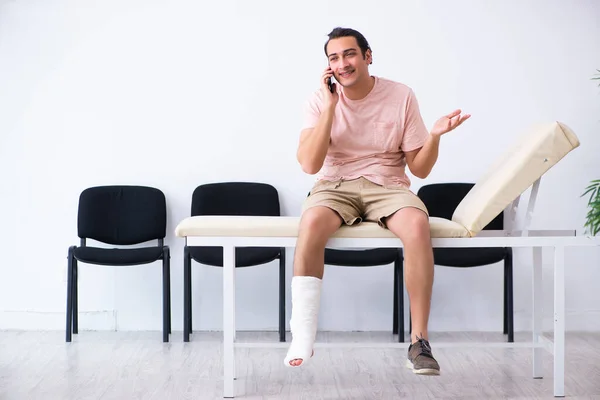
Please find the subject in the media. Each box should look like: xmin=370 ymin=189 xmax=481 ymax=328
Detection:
xmin=284 ymin=27 xmax=470 ymax=374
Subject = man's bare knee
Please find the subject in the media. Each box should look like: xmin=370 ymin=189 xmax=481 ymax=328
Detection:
xmin=299 ymin=206 xmax=343 ymax=243
xmin=294 ymin=206 xmax=342 ymax=278
xmin=386 ymin=207 xmax=431 ymax=245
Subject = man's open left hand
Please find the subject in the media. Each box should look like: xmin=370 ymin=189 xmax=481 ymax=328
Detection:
xmin=431 ymin=109 xmax=471 ymax=137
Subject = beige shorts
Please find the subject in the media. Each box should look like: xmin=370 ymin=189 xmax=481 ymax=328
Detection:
xmin=302 ymin=177 xmax=429 ymax=228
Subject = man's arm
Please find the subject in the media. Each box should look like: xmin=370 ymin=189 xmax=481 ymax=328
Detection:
xmin=297 ymin=108 xmax=335 ymax=174
xmin=297 ymin=67 xmax=339 ymax=174
xmin=404 ymin=135 xmax=440 ymax=179
xmin=405 ymin=109 xmax=471 ymax=179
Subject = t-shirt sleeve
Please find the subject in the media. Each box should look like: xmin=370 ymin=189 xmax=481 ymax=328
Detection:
xmin=301 ymin=90 xmax=322 ymax=130
xmin=401 ymin=89 xmax=429 ymax=152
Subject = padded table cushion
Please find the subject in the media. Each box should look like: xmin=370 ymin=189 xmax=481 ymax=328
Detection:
xmin=452 ymin=121 xmax=579 ymax=236
xmin=175 ymin=215 xmax=470 ymax=238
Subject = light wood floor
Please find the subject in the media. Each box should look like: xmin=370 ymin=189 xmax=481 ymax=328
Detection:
xmin=1 ymin=331 xmax=599 ymax=399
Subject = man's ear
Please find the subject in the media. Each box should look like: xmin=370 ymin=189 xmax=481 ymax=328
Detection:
xmin=366 ymin=49 xmax=373 ymax=65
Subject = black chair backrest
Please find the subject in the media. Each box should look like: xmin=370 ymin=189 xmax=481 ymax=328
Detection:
xmin=77 ymin=185 xmax=167 ymax=245
xmin=191 ymin=182 xmax=280 ymax=217
xmin=417 ymin=183 xmax=503 ymax=230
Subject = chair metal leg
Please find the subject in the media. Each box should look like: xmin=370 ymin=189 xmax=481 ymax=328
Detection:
xmin=409 ymin=308 xmax=412 ymax=341
xmin=408 ymin=272 xmax=412 ymax=342
xmin=188 ymin=255 xmax=193 ymax=334
xmin=396 ymin=255 xmax=405 ymax=343
xmin=166 ymin=252 xmax=172 ymax=335
xmin=393 ymin=261 xmax=398 ymax=335
xmin=184 ymin=246 xmax=192 ymax=342
xmin=72 ymin=258 xmax=78 ymax=334
xmin=503 ymin=258 xmax=508 ymax=335
xmin=279 ymin=248 xmax=286 ymax=342
xmin=66 ymin=247 xmax=75 ymax=342
xmin=162 ymin=247 xmax=171 ymax=343
xmin=505 ymin=248 xmax=514 ymax=342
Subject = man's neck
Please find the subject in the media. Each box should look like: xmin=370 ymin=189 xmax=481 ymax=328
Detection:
xmin=343 ymin=75 xmax=376 ymax=100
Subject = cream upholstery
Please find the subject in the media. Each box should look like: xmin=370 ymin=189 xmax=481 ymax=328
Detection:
xmin=175 ymin=215 xmax=470 ymax=239
xmin=452 ymin=121 xmax=579 ymax=236
xmin=174 ymin=121 xmax=579 ymax=240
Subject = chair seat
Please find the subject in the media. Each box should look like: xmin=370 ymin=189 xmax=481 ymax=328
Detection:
xmin=189 ymin=247 xmax=281 ymax=267
xmin=325 ymin=248 xmax=399 ymax=267
xmin=73 ymin=246 xmax=165 ymax=266
xmin=433 ymin=247 xmax=507 ymax=267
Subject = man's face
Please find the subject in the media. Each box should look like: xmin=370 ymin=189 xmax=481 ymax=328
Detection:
xmin=326 ymin=36 xmax=371 ymax=88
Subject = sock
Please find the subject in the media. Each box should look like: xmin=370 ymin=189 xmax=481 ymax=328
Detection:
xmin=284 ymin=275 xmax=322 ymax=367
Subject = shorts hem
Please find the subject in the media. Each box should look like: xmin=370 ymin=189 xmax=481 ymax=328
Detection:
xmin=302 ymin=203 xmax=362 ymax=226
xmin=374 ymin=205 xmax=429 ymax=229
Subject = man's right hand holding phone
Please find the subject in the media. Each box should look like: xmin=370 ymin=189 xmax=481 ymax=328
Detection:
xmin=297 ymin=67 xmax=339 ymax=174
xmin=322 ymin=67 xmax=339 ymax=111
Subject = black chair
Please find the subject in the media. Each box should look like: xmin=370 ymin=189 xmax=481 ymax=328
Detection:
xmin=183 ymin=182 xmax=286 ymax=342
xmin=399 ymin=183 xmax=513 ymax=342
xmin=66 ymin=185 xmax=171 ymax=343
xmin=324 ymin=248 xmax=405 ymax=341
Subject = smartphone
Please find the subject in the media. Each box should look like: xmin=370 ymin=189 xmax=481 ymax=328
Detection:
xmin=327 ymin=76 xmax=335 ymax=93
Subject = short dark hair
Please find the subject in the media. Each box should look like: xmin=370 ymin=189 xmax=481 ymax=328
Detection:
xmin=324 ymin=27 xmax=372 ymax=58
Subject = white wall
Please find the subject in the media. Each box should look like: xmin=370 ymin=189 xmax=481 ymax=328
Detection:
xmin=1 ymin=0 xmax=599 ymax=334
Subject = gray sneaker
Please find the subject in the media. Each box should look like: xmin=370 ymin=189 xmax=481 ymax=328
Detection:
xmin=406 ymin=335 xmax=440 ymax=375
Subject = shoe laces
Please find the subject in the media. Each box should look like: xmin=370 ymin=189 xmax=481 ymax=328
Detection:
xmin=415 ymin=334 xmax=434 ymax=358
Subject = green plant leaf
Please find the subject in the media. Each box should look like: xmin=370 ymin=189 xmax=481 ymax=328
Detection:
xmin=583 ymin=184 xmax=596 ymax=191
xmin=582 ymin=180 xmax=600 ymax=190
xmin=582 ymin=188 xmax=598 ymax=203
xmin=583 ymin=177 xmax=600 ymax=235
xmin=581 ymin=72 xmax=600 ymax=234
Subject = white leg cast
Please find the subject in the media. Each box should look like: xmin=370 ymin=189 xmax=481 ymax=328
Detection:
xmin=284 ymin=276 xmax=322 ymax=367
xmin=532 ymin=246 xmax=543 ymax=378
xmin=554 ymin=246 xmax=565 ymax=397
xmin=223 ymin=245 xmax=235 ymax=398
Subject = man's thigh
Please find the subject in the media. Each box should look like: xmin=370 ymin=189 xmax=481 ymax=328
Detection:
xmin=302 ymin=179 xmax=363 ymax=226
xmin=361 ymin=180 xmax=429 ymax=228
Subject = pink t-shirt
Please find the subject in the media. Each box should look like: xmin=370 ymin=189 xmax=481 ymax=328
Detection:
xmin=302 ymin=76 xmax=430 ymax=189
